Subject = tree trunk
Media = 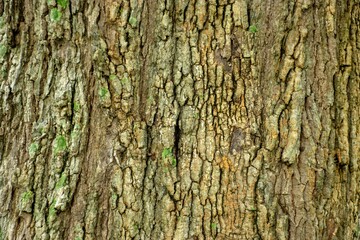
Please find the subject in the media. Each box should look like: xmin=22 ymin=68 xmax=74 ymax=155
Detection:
xmin=0 ymin=0 xmax=359 ymax=239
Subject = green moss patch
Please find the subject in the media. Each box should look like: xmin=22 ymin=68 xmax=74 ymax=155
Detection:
xmin=129 ymin=16 xmax=137 ymax=28
xmin=99 ymin=87 xmax=109 ymax=98
xmin=249 ymin=25 xmax=258 ymax=33
xmin=56 ymin=0 xmax=68 ymax=8
xmin=211 ymin=223 xmax=217 ymax=230
xmin=73 ymin=101 xmax=81 ymax=112
xmin=109 ymin=75 xmax=118 ymax=81
xmin=162 ymin=147 xmax=177 ymax=167
xmin=55 ymin=174 xmax=67 ymax=190
xmin=48 ymin=200 xmax=57 ymax=223
xmin=54 ymin=135 xmax=67 ymax=154
xmin=0 ymin=44 xmax=8 ymax=58
xmin=29 ymin=142 xmax=39 ymax=158
xmin=21 ymin=190 xmax=34 ymax=202
xmin=50 ymin=8 xmax=62 ymax=22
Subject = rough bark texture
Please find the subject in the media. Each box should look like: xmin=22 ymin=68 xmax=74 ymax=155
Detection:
xmin=0 ymin=0 xmax=359 ymax=239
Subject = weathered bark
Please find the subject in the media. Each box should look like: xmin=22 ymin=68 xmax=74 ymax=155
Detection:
xmin=0 ymin=0 xmax=359 ymax=239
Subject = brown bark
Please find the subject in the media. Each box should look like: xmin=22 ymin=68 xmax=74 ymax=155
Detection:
xmin=0 ymin=0 xmax=359 ymax=239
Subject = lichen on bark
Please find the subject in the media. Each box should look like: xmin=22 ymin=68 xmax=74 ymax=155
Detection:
xmin=0 ymin=0 xmax=359 ymax=239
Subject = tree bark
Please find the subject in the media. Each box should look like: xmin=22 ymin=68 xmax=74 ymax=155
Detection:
xmin=0 ymin=0 xmax=359 ymax=239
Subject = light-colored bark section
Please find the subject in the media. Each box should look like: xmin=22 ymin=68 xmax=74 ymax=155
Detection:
xmin=0 ymin=0 xmax=359 ymax=239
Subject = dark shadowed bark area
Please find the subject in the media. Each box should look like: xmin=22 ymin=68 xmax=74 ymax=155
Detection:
xmin=0 ymin=0 xmax=359 ymax=239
